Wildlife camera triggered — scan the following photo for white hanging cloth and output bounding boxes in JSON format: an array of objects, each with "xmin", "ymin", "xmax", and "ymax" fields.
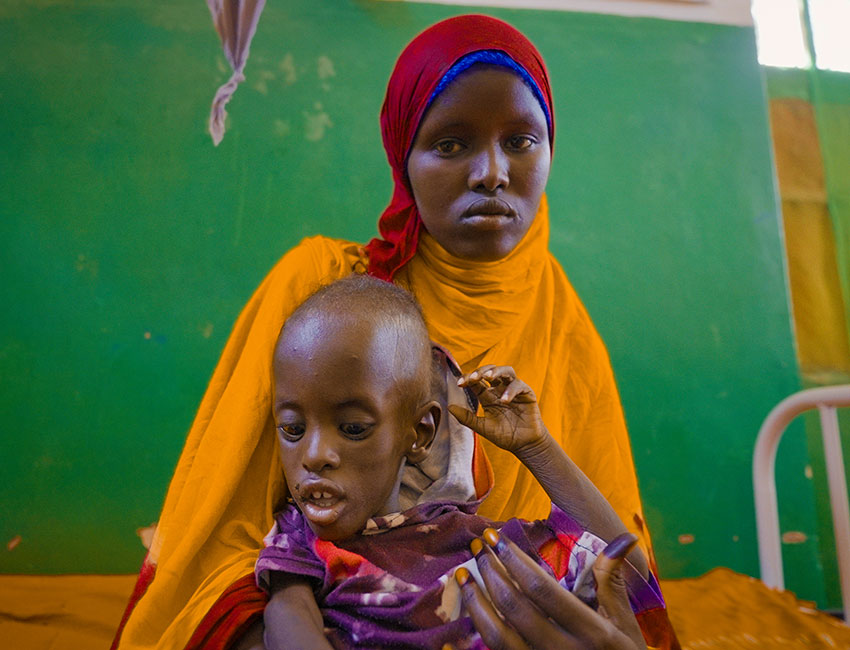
[{"xmin": 206, "ymin": 0, "xmax": 267, "ymax": 145}]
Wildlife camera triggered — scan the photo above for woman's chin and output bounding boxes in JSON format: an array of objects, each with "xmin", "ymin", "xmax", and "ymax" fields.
[
  {"xmin": 428, "ymin": 214, "xmax": 533, "ymax": 262},
  {"xmin": 443, "ymin": 235, "xmax": 523, "ymax": 262}
]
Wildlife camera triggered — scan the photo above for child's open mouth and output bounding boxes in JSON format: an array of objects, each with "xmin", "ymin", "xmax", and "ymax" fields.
[
  {"xmin": 302, "ymin": 498, "xmax": 342, "ymax": 526},
  {"xmin": 298, "ymin": 482, "xmax": 344, "ymax": 526}
]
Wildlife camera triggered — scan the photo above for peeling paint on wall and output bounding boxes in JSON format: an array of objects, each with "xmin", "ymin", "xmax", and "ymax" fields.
[
  {"xmin": 782, "ymin": 531, "xmax": 808, "ymax": 544},
  {"xmin": 279, "ymin": 53, "xmax": 297, "ymax": 85},
  {"xmin": 252, "ymin": 69, "xmax": 276, "ymax": 95},
  {"xmin": 273, "ymin": 119, "xmax": 291, "ymax": 138},
  {"xmin": 303, "ymin": 102, "xmax": 333, "ymax": 141},
  {"xmin": 317, "ymin": 55, "xmax": 335, "ymax": 80}
]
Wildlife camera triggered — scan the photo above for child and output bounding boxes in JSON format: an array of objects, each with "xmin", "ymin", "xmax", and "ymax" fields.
[{"xmin": 256, "ymin": 275, "xmax": 664, "ymax": 649}]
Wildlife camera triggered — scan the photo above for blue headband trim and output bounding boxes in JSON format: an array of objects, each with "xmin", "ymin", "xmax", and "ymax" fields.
[{"xmin": 427, "ymin": 50, "xmax": 551, "ymax": 132}]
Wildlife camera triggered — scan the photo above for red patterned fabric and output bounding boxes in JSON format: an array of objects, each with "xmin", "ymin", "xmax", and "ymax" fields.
[
  {"xmin": 111, "ymin": 561, "xmax": 268, "ymax": 650},
  {"xmin": 638, "ymin": 608, "xmax": 683, "ymax": 650},
  {"xmin": 183, "ymin": 575, "xmax": 267, "ymax": 650},
  {"xmin": 364, "ymin": 14, "xmax": 555, "ymax": 281}
]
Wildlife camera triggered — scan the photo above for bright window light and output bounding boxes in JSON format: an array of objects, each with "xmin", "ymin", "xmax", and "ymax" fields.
[
  {"xmin": 808, "ymin": 0, "xmax": 850, "ymax": 72},
  {"xmin": 751, "ymin": 0, "xmax": 812, "ymax": 68}
]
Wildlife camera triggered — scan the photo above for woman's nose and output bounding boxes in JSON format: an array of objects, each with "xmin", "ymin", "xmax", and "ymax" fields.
[
  {"xmin": 468, "ymin": 144, "xmax": 509, "ymax": 192},
  {"xmin": 301, "ymin": 429, "xmax": 340, "ymax": 473}
]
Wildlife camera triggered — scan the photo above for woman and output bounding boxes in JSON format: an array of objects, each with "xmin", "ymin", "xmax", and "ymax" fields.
[{"xmin": 114, "ymin": 14, "xmax": 675, "ymax": 650}]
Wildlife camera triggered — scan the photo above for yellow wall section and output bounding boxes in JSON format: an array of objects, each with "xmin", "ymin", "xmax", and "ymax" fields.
[{"xmin": 770, "ymin": 98, "xmax": 850, "ymax": 379}]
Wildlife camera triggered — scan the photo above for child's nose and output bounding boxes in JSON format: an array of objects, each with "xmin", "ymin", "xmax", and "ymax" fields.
[{"xmin": 302, "ymin": 429, "xmax": 340, "ymax": 472}]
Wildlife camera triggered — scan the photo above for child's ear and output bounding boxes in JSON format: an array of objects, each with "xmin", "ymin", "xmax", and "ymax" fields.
[{"xmin": 407, "ymin": 400, "xmax": 441, "ymax": 464}]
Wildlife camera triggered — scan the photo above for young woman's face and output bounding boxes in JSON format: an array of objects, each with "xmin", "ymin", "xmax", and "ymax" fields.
[
  {"xmin": 406, "ymin": 65, "xmax": 551, "ymax": 262},
  {"xmin": 272, "ymin": 313, "xmax": 425, "ymax": 541}
]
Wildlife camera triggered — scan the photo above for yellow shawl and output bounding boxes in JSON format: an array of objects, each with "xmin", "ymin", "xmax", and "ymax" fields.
[{"xmin": 118, "ymin": 196, "xmax": 650, "ymax": 649}]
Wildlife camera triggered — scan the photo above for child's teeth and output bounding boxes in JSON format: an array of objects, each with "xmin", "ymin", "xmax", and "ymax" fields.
[{"xmin": 307, "ymin": 490, "xmax": 336, "ymax": 503}]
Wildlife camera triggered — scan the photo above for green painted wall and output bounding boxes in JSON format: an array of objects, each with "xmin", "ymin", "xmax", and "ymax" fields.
[{"xmin": 0, "ymin": 0, "xmax": 825, "ymax": 605}]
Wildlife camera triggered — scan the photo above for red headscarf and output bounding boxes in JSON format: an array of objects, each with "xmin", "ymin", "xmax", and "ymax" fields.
[{"xmin": 365, "ymin": 15, "xmax": 555, "ymax": 281}]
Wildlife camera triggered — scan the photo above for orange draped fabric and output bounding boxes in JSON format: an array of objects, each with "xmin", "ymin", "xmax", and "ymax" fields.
[{"xmin": 116, "ymin": 197, "xmax": 656, "ymax": 649}]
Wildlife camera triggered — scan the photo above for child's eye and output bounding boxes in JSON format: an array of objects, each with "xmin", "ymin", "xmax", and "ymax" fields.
[
  {"xmin": 340, "ymin": 422, "xmax": 371, "ymax": 439},
  {"xmin": 277, "ymin": 423, "xmax": 305, "ymax": 441},
  {"xmin": 506, "ymin": 135, "xmax": 535, "ymax": 151},
  {"xmin": 434, "ymin": 139, "xmax": 464, "ymax": 155}
]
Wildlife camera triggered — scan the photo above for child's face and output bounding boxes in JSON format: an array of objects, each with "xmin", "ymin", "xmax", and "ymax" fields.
[{"xmin": 273, "ymin": 312, "xmax": 433, "ymax": 541}]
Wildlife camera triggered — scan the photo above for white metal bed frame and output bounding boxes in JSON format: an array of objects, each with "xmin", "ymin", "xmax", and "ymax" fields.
[{"xmin": 753, "ymin": 384, "xmax": 850, "ymax": 621}]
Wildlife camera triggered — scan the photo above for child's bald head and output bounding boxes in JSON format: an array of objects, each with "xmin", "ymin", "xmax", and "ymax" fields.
[{"xmin": 277, "ymin": 274, "xmax": 435, "ymax": 414}]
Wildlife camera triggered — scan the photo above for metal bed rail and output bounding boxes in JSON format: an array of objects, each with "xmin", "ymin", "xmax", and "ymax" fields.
[{"xmin": 753, "ymin": 384, "xmax": 850, "ymax": 621}]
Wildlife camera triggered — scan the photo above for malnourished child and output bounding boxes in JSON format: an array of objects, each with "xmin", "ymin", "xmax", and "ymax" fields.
[{"xmin": 256, "ymin": 274, "xmax": 665, "ymax": 649}]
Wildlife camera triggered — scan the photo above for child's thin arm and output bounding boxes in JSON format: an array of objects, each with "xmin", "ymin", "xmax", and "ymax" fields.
[
  {"xmin": 450, "ymin": 366, "xmax": 648, "ymax": 578},
  {"xmin": 264, "ymin": 574, "xmax": 334, "ymax": 650}
]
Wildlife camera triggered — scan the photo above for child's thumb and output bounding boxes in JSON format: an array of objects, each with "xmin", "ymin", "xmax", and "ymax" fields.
[{"xmin": 447, "ymin": 404, "xmax": 484, "ymax": 433}]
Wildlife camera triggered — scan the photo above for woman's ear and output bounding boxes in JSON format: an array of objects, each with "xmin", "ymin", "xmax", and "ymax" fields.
[{"xmin": 407, "ymin": 400, "xmax": 441, "ymax": 464}]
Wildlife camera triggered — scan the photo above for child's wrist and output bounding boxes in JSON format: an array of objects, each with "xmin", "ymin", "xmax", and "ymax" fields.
[{"xmin": 513, "ymin": 427, "xmax": 553, "ymax": 464}]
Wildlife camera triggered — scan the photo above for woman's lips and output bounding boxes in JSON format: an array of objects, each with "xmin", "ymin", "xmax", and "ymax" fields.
[
  {"xmin": 460, "ymin": 198, "xmax": 517, "ymax": 229},
  {"xmin": 461, "ymin": 197, "xmax": 515, "ymax": 217}
]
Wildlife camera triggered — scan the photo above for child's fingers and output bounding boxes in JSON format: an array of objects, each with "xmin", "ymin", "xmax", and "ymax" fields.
[
  {"xmin": 458, "ymin": 365, "xmax": 516, "ymax": 388},
  {"xmin": 482, "ymin": 365, "xmax": 517, "ymax": 385},
  {"xmin": 457, "ymin": 365, "xmax": 498, "ymax": 387},
  {"xmin": 497, "ymin": 379, "xmax": 536, "ymax": 404},
  {"xmin": 459, "ymin": 367, "xmax": 529, "ymax": 409},
  {"xmin": 457, "ymin": 375, "xmax": 494, "ymax": 399}
]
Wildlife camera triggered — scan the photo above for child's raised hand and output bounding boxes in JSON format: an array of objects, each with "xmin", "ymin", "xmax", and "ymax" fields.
[{"xmin": 449, "ymin": 365, "xmax": 547, "ymax": 455}]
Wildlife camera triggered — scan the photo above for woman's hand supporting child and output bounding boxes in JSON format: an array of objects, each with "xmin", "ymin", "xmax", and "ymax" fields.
[{"xmin": 453, "ymin": 529, "xmax": 648, "ymax": 650}]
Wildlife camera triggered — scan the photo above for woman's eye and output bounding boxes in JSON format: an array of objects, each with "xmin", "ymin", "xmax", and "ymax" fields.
[
  {"xmin": 434, "ymin": 140, "xmax": 464, "ymax": 155},
  {"xmin": 340, "ymin": 423, "xmax": 370, "ymax": 439},
  {"xmin": 506, "ymin": 135, "xmax": 535, "ymax": 151},
  {"xmin": 277, "ymin": 424, "xmax": 304, "ymax": 440}
]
